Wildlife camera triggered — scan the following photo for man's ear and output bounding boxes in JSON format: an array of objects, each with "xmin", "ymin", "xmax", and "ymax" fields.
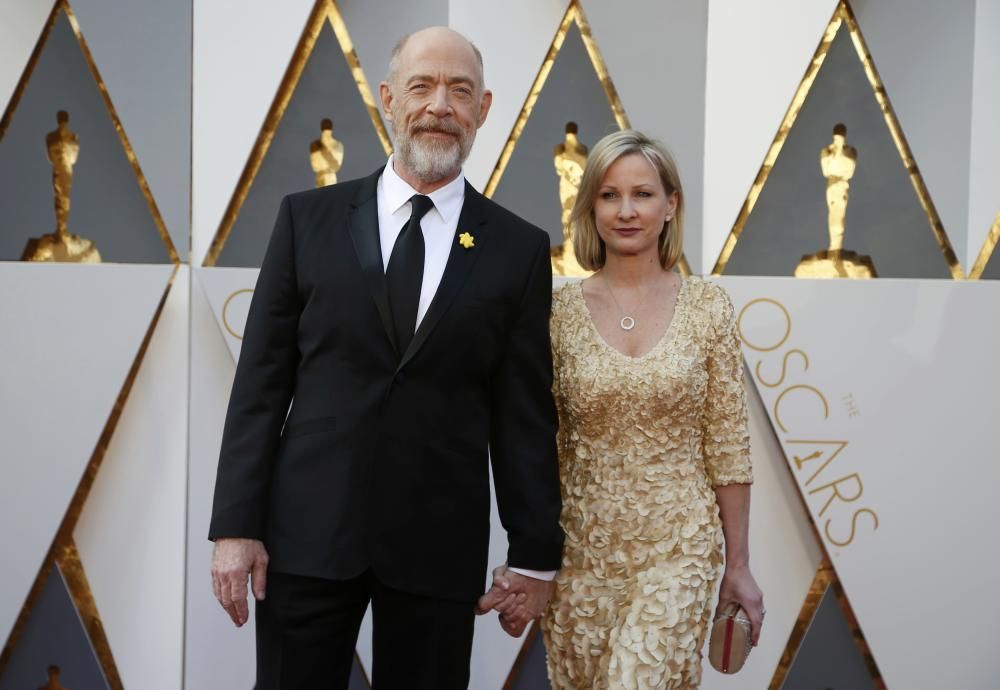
[
  {"xmin": 477, "ymin": 89, "xmax": 493, "ymax": 129},
  {"xmin": 379, "ymin": 81, "xmax": 394, "ymax": 122}
]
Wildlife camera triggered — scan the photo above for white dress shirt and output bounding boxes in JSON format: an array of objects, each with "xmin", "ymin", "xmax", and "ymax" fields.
[
  {"xmin": 376, "ymin": 158, "xmax": 555, "ymax": 583},
  {"xmin": 377, "ymin": 156, "xmax": 465, "ymax": 328}
]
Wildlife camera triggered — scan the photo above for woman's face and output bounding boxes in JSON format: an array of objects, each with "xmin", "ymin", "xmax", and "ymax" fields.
[{"xmin": 593, "ymin": 152, "xmax": 677, "ymax": 262}]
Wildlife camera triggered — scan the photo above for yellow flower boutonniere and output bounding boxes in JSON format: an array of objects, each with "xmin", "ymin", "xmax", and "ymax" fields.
[{"xmin": 458, "ymin": 232, "xmax": 475, "ymax": 249}]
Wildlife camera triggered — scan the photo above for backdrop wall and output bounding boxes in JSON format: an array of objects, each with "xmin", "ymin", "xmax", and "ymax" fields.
[{"xmin": 1, "ymin": 1, "xmax": 998, "ymax": 688}]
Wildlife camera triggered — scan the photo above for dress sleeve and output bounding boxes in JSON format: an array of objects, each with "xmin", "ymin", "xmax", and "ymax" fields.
[{"xmin": 701, "ymin": 284, "xmax": 753, "ymax": 487}]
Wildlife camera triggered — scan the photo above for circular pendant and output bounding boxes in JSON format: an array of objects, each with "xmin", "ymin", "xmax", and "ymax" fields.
[{"xmin": 620, "ymin": 316, "xmax": 636, "ymax": 331}]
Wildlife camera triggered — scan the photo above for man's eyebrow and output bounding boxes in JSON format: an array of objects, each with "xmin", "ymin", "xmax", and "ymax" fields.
[{"xmin": 405, "ymin": 74, "xmax": 477, "ymax": 86}]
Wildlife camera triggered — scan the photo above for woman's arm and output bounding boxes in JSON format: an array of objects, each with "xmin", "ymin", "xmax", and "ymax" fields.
[{"xmin": 715, "ymin": 482, "xmax": 765, "ymax": 645}]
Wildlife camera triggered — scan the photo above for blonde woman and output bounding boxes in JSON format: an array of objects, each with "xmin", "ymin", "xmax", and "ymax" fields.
[{"xmin": 540, "ymin": 130, "xmax": 763, "ymax": 688}]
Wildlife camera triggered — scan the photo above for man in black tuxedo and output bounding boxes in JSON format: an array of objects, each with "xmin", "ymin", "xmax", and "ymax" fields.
[{"xmin": 209, "ymin": 26, "xmax": 563, "ymax": 689}]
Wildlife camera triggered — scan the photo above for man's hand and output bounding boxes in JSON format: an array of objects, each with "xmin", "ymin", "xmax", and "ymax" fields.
[
  {"xmin": 211, "ymin": 538, "xmax": 269, "ymax": 627},
  {"xmin": 475, "ymin": 565, "xmax": 553, "ymax": 637}
]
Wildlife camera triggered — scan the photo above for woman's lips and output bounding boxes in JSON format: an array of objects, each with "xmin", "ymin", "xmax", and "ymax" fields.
[{"xmin": 614, "ymin": 228, "xmax": 641, "ymax": 236}]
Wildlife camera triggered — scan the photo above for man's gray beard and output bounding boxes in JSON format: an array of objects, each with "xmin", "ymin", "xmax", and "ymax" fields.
[{"xmin": 394, "ymin": 130, "xmax": 473, "ymax": 184}]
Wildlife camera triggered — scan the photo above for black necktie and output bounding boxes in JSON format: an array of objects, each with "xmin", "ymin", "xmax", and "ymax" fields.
[{"xmin": 386, "ymin": 194, "xmax": 433, "ymax": 354}]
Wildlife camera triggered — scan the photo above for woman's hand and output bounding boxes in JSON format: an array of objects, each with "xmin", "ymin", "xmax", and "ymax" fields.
[{"xmin": 715, "ymin": 563, "xmax": 764, "ymax": 645}]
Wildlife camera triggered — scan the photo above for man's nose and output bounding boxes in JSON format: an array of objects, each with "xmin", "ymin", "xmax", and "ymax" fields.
[{"xmin": 426, "ymin": 86, "xmax": 452, "ymax": 117}]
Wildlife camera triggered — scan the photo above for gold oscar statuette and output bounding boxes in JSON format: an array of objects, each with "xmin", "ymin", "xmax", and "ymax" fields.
[
  {"xmin": 38, "ymin": 665, "xmax": 67, "ymax": 690},
  {"xmin": 309, "ymin": 117, "xmax": 344, "ymax": 188},
  {"xmin": 795, "ymin": 123, "xmax": 876, "ymax": 278},
  {"xmin": 551, "ymin": 122, "xmax": 590, "ymax": 277},
  {"xmin": 22, "ymin": 111, "xmax": 102, "ymax": 263}
]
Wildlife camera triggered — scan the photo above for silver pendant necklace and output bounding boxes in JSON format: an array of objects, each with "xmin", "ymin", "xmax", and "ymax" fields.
[{"xmin": 604, "ymin": 279, "xmax": 637, "ymax": 331}]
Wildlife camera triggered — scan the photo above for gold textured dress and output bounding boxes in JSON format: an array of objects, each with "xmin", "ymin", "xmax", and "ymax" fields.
[{"xmin": 541, "ymin": 277, "xmax": 752, "ymax": 689}]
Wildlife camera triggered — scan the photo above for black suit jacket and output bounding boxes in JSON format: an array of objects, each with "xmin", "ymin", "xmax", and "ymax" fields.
[{"xmin": 209, "ymin": 168, "xmax": 563, "ymax": 602}]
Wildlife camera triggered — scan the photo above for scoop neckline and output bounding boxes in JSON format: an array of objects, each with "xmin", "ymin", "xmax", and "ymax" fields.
[{"xmin": 575, "ymin": 275, "xmax": 688, "ymax": 361}]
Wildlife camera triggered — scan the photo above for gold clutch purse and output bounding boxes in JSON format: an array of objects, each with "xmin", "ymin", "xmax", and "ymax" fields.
[{"xmin": 708, "ymin": 603, "xmax": 752, "ymax": 674}]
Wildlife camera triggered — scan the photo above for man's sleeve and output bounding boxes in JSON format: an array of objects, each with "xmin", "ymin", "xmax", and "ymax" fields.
[
  {"xmin": 208, "ymin": 196, "xmax": 301, "ymax": 541},
  {"xmin": 489, "ymin": 233, "xmax": 564, "ymax": 571}
]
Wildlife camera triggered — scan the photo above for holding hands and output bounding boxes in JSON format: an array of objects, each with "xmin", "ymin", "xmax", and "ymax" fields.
[{"xmin": 475, "ymin": 565, "xmax": 553, "ymax": 637}]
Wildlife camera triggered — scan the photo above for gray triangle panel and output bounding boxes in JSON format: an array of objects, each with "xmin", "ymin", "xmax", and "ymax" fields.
[
  {"xmin": 979, "ymin": 247, "xmax": 1000, "ymax": 279},
  {"xmin": 724, "ymin": 25, "xmax": 951, "ymax": 279},
  {"xmin": 0, "ymin": 565, "xmax": 109, "ymax": 690},
  {"xmin": 216, "ymin": 20, "xmax": 388, "ymax": 268},
  {"xmin": 348, "ymin": 653, "xmax": 368, "ymax": 689},
  {"xmin": 0, "ymin": 11, "xmax": 169, "ymax": 264},
  {"xmin": 490, "ymin": 23, "xmax": 619, "ymax": 252},
  {"xmin": 781, "ymin": 587, "xmax": 877, "ymax": 690}
]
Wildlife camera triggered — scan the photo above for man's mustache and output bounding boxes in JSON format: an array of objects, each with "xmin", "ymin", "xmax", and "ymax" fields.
[{"xmin": 410, "ymin": 119, "xmax": 463, "ymax": 137}]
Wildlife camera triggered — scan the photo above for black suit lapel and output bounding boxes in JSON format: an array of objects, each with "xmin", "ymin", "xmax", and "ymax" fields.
[
  {"xmin": 348, "ymin": 169, "xmax": 397, "ymax": 353},
  {"xmin": 397, "ymin": 182, "xmax": 490, "ymax": 372}
]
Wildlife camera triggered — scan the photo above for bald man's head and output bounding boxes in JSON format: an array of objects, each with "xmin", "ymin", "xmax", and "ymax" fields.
[{"xmin": 386, "ymin": 27, "xmax": 484, "ymax": 93}]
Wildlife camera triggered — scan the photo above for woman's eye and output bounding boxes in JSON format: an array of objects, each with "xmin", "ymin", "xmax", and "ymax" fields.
[{"xmin": 600, "ymin": 191, "xmax": 617, "ymax": 200}]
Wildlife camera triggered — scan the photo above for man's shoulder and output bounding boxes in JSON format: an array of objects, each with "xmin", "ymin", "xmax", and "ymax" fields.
[{"xmin": 283, "ymin": 170, "xmax": 380, "ymax": 212}]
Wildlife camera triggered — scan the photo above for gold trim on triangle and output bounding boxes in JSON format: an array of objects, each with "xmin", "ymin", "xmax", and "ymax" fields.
[
  {"xmin": 0, "ymin": 0, "xmax": 180, "ymax": 265},
  {"xmin": 481, "ymin": 0, "xmax": 691, "ymax": 277},
  {"xmin": 483, "ymin": 0, "xmax": 627, "ymax": 199},
  {"xmin": 829, "ymin": 565, "xmax": 886, "ymax": 688},
  {"xmin": 768, "ymin": 560, "xmax": 833, "ymax": 689},
  {"xmin": 57, "ymin": 541, "xmax": 123, "ymax": 688},
  {"xmin": 0, "ymin": 266, "xmax": 179, "ymax": 686},
  {"xmin": 768, "ymin": 559, "xmax": 886, "ymax": 689},
  {"xmin": 711, "ymin": 0, "xmax": 962, "ymax": 279},
  {"xmin": 967, "ymin": 212, "xmax": 1000, "ymax": 279},
  {"xmin": 202, "ymin": 0, "xmax": 392, "ymax": 266},
  {"xmin": 0, "ymin": 1, "xmax": 61, "ymax": 140}
]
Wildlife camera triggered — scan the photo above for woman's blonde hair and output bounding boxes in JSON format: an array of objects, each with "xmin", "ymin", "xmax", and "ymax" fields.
[{"xmin": 571, "ymin": 130, "xmax": 684, "ymax": 271}]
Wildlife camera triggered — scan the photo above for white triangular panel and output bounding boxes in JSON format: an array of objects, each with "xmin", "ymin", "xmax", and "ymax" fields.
[
  {"xmin": 0, "ymin": 262, "xmax": 173, "ymax": 645},
  {"xmin": 196, "ymin": 266, "xmax": 259, "ymax": 363},
  {"xmin": 73, "ymin": 266, "xmax": 188, "ymax": 690},
  {"xmin": 191, "ymin": 0, "xmax": 315, "ymax": 264},
  {"xmin": 356, "ymin": 607, "xmax": 373, "ymax": 679},
  {"xmin": 716, "ymin": 276, "xmax": 1000, "ymax": 689},
  {"xmin": 967, "ymin": 0, "xmax": 1000, "ymax": 272},
  {"xmin": 0, "ymin": 1, "xmax": 50, "ymax": 110},
  {"xmin": 184, "ymin": 271, "xmax": 253, "ymax": 690}
]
